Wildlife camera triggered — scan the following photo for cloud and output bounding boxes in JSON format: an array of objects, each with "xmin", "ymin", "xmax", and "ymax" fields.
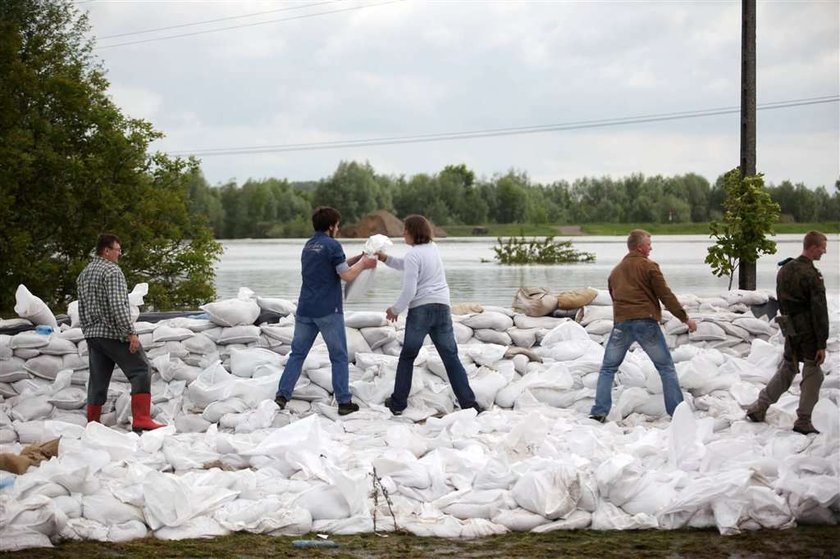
[{"xmin": 85, "ymin": 1, "xmax": 839, "ymax": 189}]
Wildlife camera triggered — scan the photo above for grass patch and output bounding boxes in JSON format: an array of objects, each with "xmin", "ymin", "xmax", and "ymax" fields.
[
  {"xmin": 442, "ymin": 222, "xmax": 840, "ymax": 237},
  {"xmin": 5, "ymin": 527, "xmax": 839, "ymax": 559}
]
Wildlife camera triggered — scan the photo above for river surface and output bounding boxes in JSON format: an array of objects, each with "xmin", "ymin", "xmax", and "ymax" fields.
[{"xmin": 214, "ymin": 235, "xmax": 839, "ymax": 311}]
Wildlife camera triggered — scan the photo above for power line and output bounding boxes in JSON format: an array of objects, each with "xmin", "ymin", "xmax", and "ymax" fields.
[
  {"xmin": 97, "ymin": 1, "xmax": 340, "ymax": 39},
  {"xmin": 95, "ymin": 1, "xmax": 404, "ymax": 50},
  {"xmin": 167, "ymin": 95, "xmax": 839, "ymax": 158}
]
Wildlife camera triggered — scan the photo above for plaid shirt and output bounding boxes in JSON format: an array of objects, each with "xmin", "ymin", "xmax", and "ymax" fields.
[{"xmin": 77, "ymin": 256, "xmax": 135, "ymax": 341}]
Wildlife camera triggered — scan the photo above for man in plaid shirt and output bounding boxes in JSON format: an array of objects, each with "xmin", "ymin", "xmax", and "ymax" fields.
[{"xmin": 77, "ymin": 233, "xmax": 163, "ymax": 433}]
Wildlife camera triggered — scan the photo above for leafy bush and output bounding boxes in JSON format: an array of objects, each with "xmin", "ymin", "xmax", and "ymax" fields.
[{"xmin": 493, "ymin": 236, "xmax": 595, "ymax": 264}]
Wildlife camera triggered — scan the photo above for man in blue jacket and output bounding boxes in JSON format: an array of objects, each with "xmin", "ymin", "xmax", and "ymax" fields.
[{"xmin": 275, "ymin": 207, "xmax": 376, "ymax": 415}]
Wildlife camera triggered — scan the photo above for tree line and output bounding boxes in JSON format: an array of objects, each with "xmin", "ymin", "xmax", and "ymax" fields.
[{"xmin": 188, "ymin": 161, "xmax": 840, "ymax": 238}]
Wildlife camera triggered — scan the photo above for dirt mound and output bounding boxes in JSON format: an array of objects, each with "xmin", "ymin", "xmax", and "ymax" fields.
[{"xmin": 341, "ymin": 210, "xmax": 447, "ymax": 238}]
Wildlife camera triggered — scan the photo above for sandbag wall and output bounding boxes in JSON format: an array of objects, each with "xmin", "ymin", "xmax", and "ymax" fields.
[{"xmin": 0, "ymin": 288, "xmax": 825, "ymax": 440}]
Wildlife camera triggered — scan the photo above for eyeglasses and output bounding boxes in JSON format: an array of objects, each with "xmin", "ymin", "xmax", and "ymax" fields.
[{"xmin": 109, "ymin": 246, "xmax": 122, "ymax": 254}]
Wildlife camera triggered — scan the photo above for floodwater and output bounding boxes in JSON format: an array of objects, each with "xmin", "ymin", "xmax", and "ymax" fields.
[{"xmin": 214, "ymin": 234, "xmax": 839, "ymax": 311}]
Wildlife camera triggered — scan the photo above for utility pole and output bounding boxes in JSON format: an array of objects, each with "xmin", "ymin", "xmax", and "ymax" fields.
[{"xmin": 739, "ymin": 0, "xmax": 757, "ymax": 290}]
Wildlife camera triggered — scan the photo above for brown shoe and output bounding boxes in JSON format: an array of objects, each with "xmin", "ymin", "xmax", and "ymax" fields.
[
  {"xmin": 793, "ymin": 423, "xmax": 820, "ymax": 435},
  {"xmin": 745, "ymin": 405, "xmax": 765, "ymax": 423}
]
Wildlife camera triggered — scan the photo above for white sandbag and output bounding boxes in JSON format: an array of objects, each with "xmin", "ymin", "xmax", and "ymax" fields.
[
  {"xmin": 724, "ymin": 289, "xmax": 769, "ymax": 306},
  {"xmin": 491, "ymin": 509, "xmax": 550, "ymax": 531},
  {"xmin": 465, "ymin": 344, "xmax": 507, "ymax": 367},
  {"xmin": 732, "ymin": 317, "xmax": 775, "ymax": 337},
  {"xmin": 216, "ymin": 325, "xmax": 261, "ymax": 345},
  {"xmin": 142, "ymin": 470, "xmax": 238, "ymax": 531},
  {"xmin": 543, "ymin": 338, "xmax": 603, "ymax": 362},
  {"xmin": 15, "ymin": 347, "xmax": 42, "ymax": 359},
  {"xmin": 541, "ymin": 320, "xmax": 591, "ymax": 347},
  {"xmin": 66, "ymin": 300, "xmax": 80, "ymax": 328},
  {"xmin": 14, "ymin": 285, "xmax": 58, "ymax": 329},
  {"xmin": 0, "ymin": 357, "xmax": 26, "ymax": 379},
  {"xmin": 146, "ymin": 341, "xmax": 189, "ymax": 361},
  {"xmin": 260, "ymin": 324, "xmax": 295, "ymax": 344},
  {"xmin": 229, "ymin": 347, "xmax": 283, "ymax": 378},
  {"xmin": 617, "ymin": 359, "xmax": 647, "ymax": 388},
  {"xmin": 182, "ymin": 333, "xmax": 217, "ymax": 355},
  {"xmin": 507, "ymin": 328, "xmax": 536, "ymax": 348},
  {"xmin": 82, "ymin": 492, "xmax": 145, "ymax": 525},
  {"xmin": 461, "ymin": 311, "xmax": 514, "ymax": 331},
  {"xmin": 127, "ymin": 283, "xmax": 147, "ymax": 323},
  {"xmin": 10, "ymin": 395, "xmax": 54, "ymax": 421},
  {"xmin": 531, "ymin": 509, "xmax": 592, "ymax": 531},
  {"xmin": 511, "ymin": 460, "xmax": 580, "ymax": 519},
  {"xmin": 152, "ymin": 325, "xmax": 194, "ymax": 343},
  {"xmin": 38, "ymin": 337, "xmax": 78, "ymax": 356},
  {"xmin": 0, "ymin": 334, "xmax": 11, "ymax": 359},
  {"xmin": 513, "ymin": 315, "xmax": 567, "ymax": 330},
  {"xmin": 473, "ymin": 328, "xmax": 512, "ymax": 346},
  {"xmin": 585, "ymin": 319, "xmax": 613, "ymax": 336},
  {"xmin": 344, "ymin": 312, "xmax": 388, "ymax": 329},
  {"xmin": 202, "ymin": 398, "xmax": 249, "ymax": 423},
  {"xmin": 588, "ymin": 288, "xmax": 612, "ymax": 306},
  {"xmin": 186, "ymin": 361, "xmax": 238, "ymax": 409},
  {"xmin": 256, "ymin": 297, "xmax": 296, "ymax": 316},
  {"xmin": 47, "ymin": 386, "xmax": 86, "ymax": 410},
  {"xmin": 469, "ymin": 366, "xmax": 509, "ymax": 410},
  {"xmin": 452, "ymin": 322, "xmax": 473, "ymax": 344},
  {"xmin": 345, "ymin": 256, "xmax": 385, "ymax": 302},
  {"xmin": 200, "ymin": 297, "xmax": 260, "ymax": 327},
  {"xmin": 591, "ymin": 501, "xmax": 658, "ymax": 530},
  {"xmin": 689, "ymin": 321, "xmax": 727, "ymax": 342},
  {"xmin": 292, "ymin": 484, "xmax": 351, "ymax": 521},
  {"xmin": 57, "ymin": 327, "xmax": 84, "ymax": 343},
  {"xmin": 718, "ymin": 321, "xmax": 751, "ymax": 341},
  {"xmin": 359, "ymin": 326, "xmax": 396, "ymax": 350},
  {"xmin": 345, "ymin": 328, "xmax": 371, "ymax": 362},
  {"xmin": 24, "ymin": 355, "xmax": 65, "ymax": 380},
  {"xmin": 10, "ymin": 332, "xmax": 50, "ymax": 350},
  {"xmin": 213, "ymin": 497, "xmax": 311, "ymax": 534}
]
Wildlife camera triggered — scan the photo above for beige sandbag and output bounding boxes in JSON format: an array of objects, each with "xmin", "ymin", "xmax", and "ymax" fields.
[
  {"xmin": 556, "ymin": 287, "xmax": 598, "ymax": 310},
  {"xmin": 512, "ymin": 287, "xmax": 557, "ymax": 317},
  {"xmin": 0, "ymin": 437, "xmax": 60, "ymax": 474},
  {"xmin": 451, "ymin": 302, "xmax": 484, "ymax": 315}
]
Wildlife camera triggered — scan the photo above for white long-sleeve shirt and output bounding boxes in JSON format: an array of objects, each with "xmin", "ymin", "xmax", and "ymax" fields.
[{"xmin": 385, "ymin": 242, "xmax": 451, "ymax": 314}]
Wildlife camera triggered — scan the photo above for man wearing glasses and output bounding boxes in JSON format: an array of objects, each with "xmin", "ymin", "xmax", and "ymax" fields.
[{"xmin": 77, "ymin": 233, "xmax": 163, "ymax": 433}]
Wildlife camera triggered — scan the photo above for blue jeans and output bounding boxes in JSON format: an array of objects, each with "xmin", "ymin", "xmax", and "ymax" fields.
[
  {"xmin": 590, "ymin": 318, "xmax": 683, "ymax": 417},
  {"xmin": 276, "ymin": 312, "xmax": 352, "ymax": 404},
  {"xmin": 390, "ymin": 304, "xmax": 477, "ymax": 411}
]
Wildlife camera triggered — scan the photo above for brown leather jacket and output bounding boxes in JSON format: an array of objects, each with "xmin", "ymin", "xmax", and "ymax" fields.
[{"xmin": 608, "ymin": 252, "xmax": 688, "ymax": 323}]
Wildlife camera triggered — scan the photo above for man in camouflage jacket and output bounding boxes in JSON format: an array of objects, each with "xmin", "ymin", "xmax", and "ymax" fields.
[{"xmin": 747, "ymin": 231, "xmax": 829, "ymax": 434}]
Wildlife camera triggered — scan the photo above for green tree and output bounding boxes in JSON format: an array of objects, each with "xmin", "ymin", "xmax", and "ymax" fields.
[
  {"xmin": 0, "ymin": 0, "xmax": 221, "ymax": 312},
  {"xmin": 493, "ymin": 171, "xmax": 529, "ymax": 223},
  {"xmin": 313, "ymin": 161, "xmax": 391, "ymax": 223},
  {"xmin": 706, "ymin": 169, "xmax": 780, "ymax": 290}
]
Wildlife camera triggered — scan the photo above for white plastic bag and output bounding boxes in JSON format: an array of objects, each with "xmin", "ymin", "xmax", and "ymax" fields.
[{"xmin": 344, "ymin": 234, "xmax": 392, "ymax": 301}]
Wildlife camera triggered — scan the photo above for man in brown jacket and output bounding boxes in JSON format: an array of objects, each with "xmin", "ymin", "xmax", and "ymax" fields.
[{"xmin": 589, "ymin": 229, "xmax": 697, "ymax": 422}]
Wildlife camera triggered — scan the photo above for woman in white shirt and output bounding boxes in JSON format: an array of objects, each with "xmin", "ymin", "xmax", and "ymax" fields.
[{"xmin": 378, "ymin": 215, "xmax": 481, "ymax": 416}]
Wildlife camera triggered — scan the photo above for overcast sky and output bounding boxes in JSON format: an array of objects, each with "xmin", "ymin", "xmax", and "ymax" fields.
[{"xmin": 82, "ymin": 0, "xmax": 839, "ymax": 189}]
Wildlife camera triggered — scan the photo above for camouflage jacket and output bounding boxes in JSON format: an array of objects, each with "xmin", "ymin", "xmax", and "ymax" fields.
[{"xmin": 776, "ymin": 255, "xmax": 828, "ymax": 350}]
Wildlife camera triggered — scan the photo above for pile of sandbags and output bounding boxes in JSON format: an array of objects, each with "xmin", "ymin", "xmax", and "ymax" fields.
[{"xmin": 0, "ymin": 286, "xmax": 838, "ymax": 551}]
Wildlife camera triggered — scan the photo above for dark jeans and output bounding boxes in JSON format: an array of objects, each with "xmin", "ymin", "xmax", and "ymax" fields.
[
  {"xmin": 390, "ymin": 303, "xmax": 477, "ymax": 411},
  {"xmin": 276, "ymin": 312, "xmax": 352, "ymax": 404},
  {"xmin": 86, "ymin": 337, "xmax": 152, "ymax": 405}
]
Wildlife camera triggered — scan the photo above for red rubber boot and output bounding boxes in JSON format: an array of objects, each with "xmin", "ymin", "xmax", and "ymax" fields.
[{"xmin": 130, "ymin": 393, "xmax": 164, "ymax": 433}]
